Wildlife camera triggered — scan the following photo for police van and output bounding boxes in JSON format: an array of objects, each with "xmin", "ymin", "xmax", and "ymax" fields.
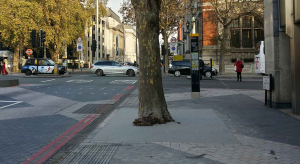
[{"xmin": 254, "ymin": 41, "xmax": 265, "ymax": 74}]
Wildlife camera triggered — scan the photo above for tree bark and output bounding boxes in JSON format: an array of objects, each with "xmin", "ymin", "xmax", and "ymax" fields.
[
  {"xmin": 132, "ymin": 0, "xmax": 174, "ymax": 126},
  {"xmin": 162, "ymin": 29, "xmax": 169, "ymax": 74},
  {"xmin": 219, "ymin": 25, "xmax": 231, "ymax": 75},
  {"xmin": 50, "ymin": 46, "xmax": 59, "ymax": 63},
  {"xmin": 12, "ymin": 45, "xmax": 20, "ymax": 72}
]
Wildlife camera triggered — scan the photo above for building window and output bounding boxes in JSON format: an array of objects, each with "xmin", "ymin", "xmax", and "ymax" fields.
[
  {"xmin": 230, "ymin": 20, "xmax": 239, "ymax": 27},
  {"xmin": 88, "ymin": 41, "xmax": 89, "ymax": 47},
  {"xmin": 230, "ymin": 16, "xmax": 263, "ymax": 49},
  {"xmin": 88, "ymin": 51, "xmax": 90, "ymax": 57},
  {"xmin": 242, "ymin": 29, "xmax": 252, "ymax": 48},
  {"xmin": 242, "ymin": 17, "xmax": 252, "ymax": 28},
  {"xmin": 254, "ymin": 29, "xmax": 264, "ymax": 46},
  {"xmin": 230, "ymin": 29, "xmax": 240, "ymax": 48}
]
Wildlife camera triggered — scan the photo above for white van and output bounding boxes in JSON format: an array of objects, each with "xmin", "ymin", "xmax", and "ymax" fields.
[{"xmin": 254, "ymin": 41, "xmax": 265, "ymax": 74}]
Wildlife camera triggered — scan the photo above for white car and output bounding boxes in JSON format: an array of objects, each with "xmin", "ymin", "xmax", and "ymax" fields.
[{"xmin": 90, "ymin": 61, "xmax": 138, "ymax": 76}]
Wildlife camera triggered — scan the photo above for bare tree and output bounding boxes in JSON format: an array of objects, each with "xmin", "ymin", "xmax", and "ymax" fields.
[
  {"xmin": 131, "ymin": 0, "xmax": 174, "ymax": 126},
  {"xmin": 209, "ymin": 0, "xmax": 263, "ymax": 74}
]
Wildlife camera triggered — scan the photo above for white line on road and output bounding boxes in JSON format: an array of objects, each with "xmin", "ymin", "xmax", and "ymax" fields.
[
  {"xmin": 219, "ymin": 80, "xmax": 230, "ymax": 88},
  {"xmin": 110, "ymin": 80, "xmax": 137, "ymax": 84},
  {"xmin": 41, "ymin": 79, "xmax": 56, "ymax": 83},
  {"xmin": 0, "ymin": 101, "xmax": 23, "ymax": 109},
  {"xmin": 66, "ymin": 79, "xmax": 93, "ymax": 83},
  {"xmin": 99, "ymin": 87, "xmax": 106, "ymax": 90}
]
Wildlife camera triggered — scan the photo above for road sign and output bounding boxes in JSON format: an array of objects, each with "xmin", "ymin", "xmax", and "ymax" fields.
[
  {"xmin": 26, "ymin": 49, "xmax": 33, "ymax": 55},
  {"xmin": 170, "ymin": 44, "xmax": 177, "ymax": 53},
  {"xmin": 263, "ymin": 76, "xmax": 270, "ymax": 90},
  {"xmin": 77, "ymin": 42, "xmax": 83, "ymax": 52},
  {"xmin": 170, "ymin": 37, "xmax": 177, "ymax": 43},
  {"xmin": 77, "ymin": 37, "xmax": 83, "ymax": 42}
]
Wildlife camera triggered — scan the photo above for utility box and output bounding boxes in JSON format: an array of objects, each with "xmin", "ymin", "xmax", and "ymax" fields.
[{"xmin": 174, "ymin": 55, "xmax": 183, "ymax": 61}]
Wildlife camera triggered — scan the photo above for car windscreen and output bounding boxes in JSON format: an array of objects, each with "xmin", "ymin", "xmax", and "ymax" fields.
[{"xmin": 48, "ymin": 60, "xmax": 55, "ymax": 65}]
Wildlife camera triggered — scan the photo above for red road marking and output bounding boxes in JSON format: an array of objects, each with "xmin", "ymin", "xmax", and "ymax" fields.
[
  {"xmin": 110, "ymin": 94, "xmax": 120, "ymax": 100},
  {"xmin": 110, "ymin": 94, "xmax": 124, "ymax": 101},
  {"xmin": 35, "ymin": 115, "xmax": 98, "ymax": 164},
  {"xmin": 22, "ymin": 115, "xmax": 92, "ymax": 164},
  {"xmin": 124, "ymin": 86, "xmax": 134, "ymax": 90},
  {"xmin": 99, "ymin": 104, "xmax": 111, "ymax": 114},
  {"xmin": 114, "ymin": 94, "xmax": 123, "ymax": 101}
]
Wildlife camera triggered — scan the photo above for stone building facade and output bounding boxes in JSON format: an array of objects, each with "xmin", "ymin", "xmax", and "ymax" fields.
[
  {"xmin": 178, "ymin": 0, "xmax": 264, "ymax": 73},
  {"xmin": 264, "ymin": 0, "xmax": 300, "ymax": 114},
  {"xmin": 83, "ymin": 8, "xmax": 137, "ymax": 65}
]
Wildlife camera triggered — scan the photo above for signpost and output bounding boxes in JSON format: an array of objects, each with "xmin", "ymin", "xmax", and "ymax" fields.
[
  {"xmin": 190, "ymin": 34, "xmax": 200, "ymax": 98},
  {"xmin": 26, "ymin": 49, "xmax": 33, "ymax": 56},
  {"xmin": 77, "ymin": 37, "xmax": 83, "ymax": 65},
  {"xmin": 263, "ymin": 74, "xmax": 272, "ymax": 108},
  {"xmin": 263, "ymin": 76, "xmax": 270, "ymax": 91},
  {"xmin": 170, "ymin": 37, "xmax": 177, "ymax": 54},
  {"xmin": 77, "ymin": 43, "xmax": 83, "ymax": 52},
  {"xmin": 170, "ymin": 45, "xmax": 177, "ymax": 53},
  {"xmin": 170, "ymin": 37, "xmax": 177, "ymax": 43}
]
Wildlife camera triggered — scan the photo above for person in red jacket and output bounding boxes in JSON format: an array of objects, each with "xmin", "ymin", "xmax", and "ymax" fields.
[{"xmin": 234, "ymin": 58, "xmax": 244, "ymax": 82}]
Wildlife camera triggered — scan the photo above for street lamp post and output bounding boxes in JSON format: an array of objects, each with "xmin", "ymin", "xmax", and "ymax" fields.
[{"xmin": 96, "ymin": 0, "xmax": 99, "ymax": 62}]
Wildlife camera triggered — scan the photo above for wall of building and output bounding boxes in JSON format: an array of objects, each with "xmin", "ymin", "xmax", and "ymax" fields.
[
  {"xmin": 83, "ymin": 8, "xmax": 137, "ymax": 65},
  {"xmin": 264, "ymin": 0, "xmax": 292, "ymax": 108}
]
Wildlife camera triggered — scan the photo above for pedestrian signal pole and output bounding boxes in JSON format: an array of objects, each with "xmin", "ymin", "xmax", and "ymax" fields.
[{"xmin": 190, "ymin": 33, "xmax": 200, "ymax": 98}]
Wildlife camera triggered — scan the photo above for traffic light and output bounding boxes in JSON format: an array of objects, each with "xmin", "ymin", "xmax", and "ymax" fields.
[
  {"xmin": 30, "ymin": 30, "xmax": 37, "ymax": 48},
  {"xmin": 40, "ymin": 29, "xmax": 46, "ymax": 47},
  {"xmin": 161, "ymin": 45, "xmax": 166, "ymax": 56},
  {"xmin": 91, "ymin": 39, "xmax": 97, "ymax": 52}
]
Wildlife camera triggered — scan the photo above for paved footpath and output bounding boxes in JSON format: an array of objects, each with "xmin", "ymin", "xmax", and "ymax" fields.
[{"xmin": 51, "ymin": 86, "xmax": 300, "ymax": 164}]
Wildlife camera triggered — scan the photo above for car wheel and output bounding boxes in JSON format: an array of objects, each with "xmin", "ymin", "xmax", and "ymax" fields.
[
  {"xmin": 205, "ymin": 71, "xmax": 212, "ymax": 78},
  {"xmin": 128, "ymin": 69, "xmax": 135, "ymax": 77},
  {"xmin": 174, "ymin": 71, "xmax": 181, "ymax": 77},
  {"xmin": 95, "ymin": 69, "xmax": 104, "ymax": 76},
  {"xmin": 25, "ymin": 70, "xmax": 32, "ymax": 76}
]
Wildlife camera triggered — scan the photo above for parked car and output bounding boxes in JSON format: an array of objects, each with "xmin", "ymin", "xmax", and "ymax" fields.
[
  {"xmin": 21, "ymin": 59, "xmax": 66, "ymax": 76},
  {"xmin": 90, "ymin": 61, "xmax": 138, "ymax": 77},
  {"xmin": 124, "ymin": 62, "xmax": 134, "ymax": 66},
  {"xmin": 168, "ymin": 60, "xmax": 218, "ymax": 77}
]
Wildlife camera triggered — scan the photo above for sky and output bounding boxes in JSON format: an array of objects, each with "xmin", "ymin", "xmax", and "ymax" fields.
[
  {"xmin": 106, "ymin": 0, "xmax": 176, "ymax": 45},
  {"xmin": 106, "ymin": 0, "xmax": 123, "ymax": 18}
]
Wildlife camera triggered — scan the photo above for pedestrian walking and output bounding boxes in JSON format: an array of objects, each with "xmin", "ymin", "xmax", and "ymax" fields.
[
  {"xmin": 0, "ymin": 61, "xmax": 2, "ymax": 75},
  {"xmin": 2, "ymin": 62, "xmax": 6, "ymax": 75},
  {"xmin": 80, "ymin": 62, "xmax": 84, "ymax": 72},
  {"xmin": 234, "ymin": 58, "xmax": 244, "ymax": 82}
]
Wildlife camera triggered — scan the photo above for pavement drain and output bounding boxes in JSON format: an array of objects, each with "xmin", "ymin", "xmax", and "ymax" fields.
[
  {"xmin": 73, "ymin": 104, "xmax": 111, "ymax": 114},
  {"xmin": 60, "ymin": 145, "xmax": 118, "ymax": 164}
]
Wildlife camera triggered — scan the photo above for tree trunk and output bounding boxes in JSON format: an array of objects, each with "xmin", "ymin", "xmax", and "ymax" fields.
[
  {"xmin": 50, "ymin": 47, "xmax": 59, "ymax": 63},
  {"xmin": 132, "ymin": 0, "xmax": 174, "ymax": 126},
  {"xmin": 12, "ymin": 45, "xmax": 20, "ymax": 72},
  {"xmin": 162, "ymin": 29, "xmax": 169, "ymax": 74},
  {"xmin": 219, "ymin": 25, "xmax": 231, "ymax": 75}
]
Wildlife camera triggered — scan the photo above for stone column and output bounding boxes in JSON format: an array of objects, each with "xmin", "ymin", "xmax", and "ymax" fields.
[
  {"xmin": 291, "ymin": 24, "xmax": 300, "ymax": 114},
  {"xmin": 264, "ymin": 0, "xmax": 292, "ymax": 108}
]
